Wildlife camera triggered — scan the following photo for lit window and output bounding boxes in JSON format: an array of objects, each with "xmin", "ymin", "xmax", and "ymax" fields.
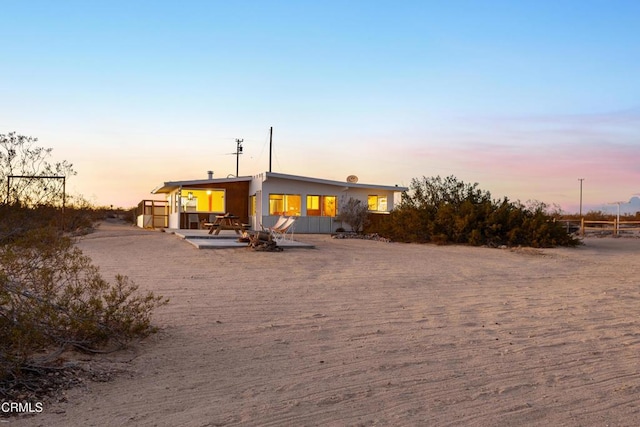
[
  {"xmin": 307, "ymin": 195, "xmax": 320, "ymax": 210},
  {"xmin": 307, "ymin": 195, "xmax": 320, "ymax": 216},
  {"xmin": 285, "ymin": 195, "xmax": 301, "ymax": 216},
  {"xmin": 250, "ymin": 195, "xmax": 256, "ymax": 215},
  {"xmin": 270, "ymin": 194, "xmax": 301, "ymax": 216},
  {"xmin": 368, "ymin": 195, "xmax": 388, "ymax": 212},
  {"xmin": 269, "ymin": 194, "xmax": 284, "ymax": 215},
  {"xmin": 307, "ymin": 195, "xmax": 337, "ymax": 217},
  {"xmin": 378, "ymin": 196, "xmax": 387, "ymax": 211},
  {"xmin": 368, "ymin": 195, "xmax": 378, "ymax": 211},
  {"xmin": 181, "ymin": 189, "xmax": 225, "ymax": 212},
  {"xmin": 323, "ymin": 196, "xmax": 336, "ymax": 216}
]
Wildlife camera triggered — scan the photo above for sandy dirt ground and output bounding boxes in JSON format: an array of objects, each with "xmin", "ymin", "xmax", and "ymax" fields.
[{"xmin": 7, "ymin": 220, "xmax": 640, "ymax": 426}]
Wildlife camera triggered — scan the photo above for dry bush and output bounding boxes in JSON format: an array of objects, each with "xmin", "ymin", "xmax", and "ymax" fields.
[
  {"xmin": 0, "ymin": 225, "xmax": 168, "ymax": 400},
  {"xmin": 1, "ymin": 133, "xmax": 165, "ymax": 401},
  {"xmin": 336, "ymin": 197, "xmax": 370, "ymax": 233}
]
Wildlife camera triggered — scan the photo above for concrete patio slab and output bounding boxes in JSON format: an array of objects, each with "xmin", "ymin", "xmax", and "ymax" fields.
[{"xmin": 169, "ymin": 229, "xmax": 315, "ymax": 249}]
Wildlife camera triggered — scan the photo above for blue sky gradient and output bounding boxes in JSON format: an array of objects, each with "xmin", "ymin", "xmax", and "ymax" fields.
[{"xmin": 2, "ymin": 1, "xmax": 638, "ymax": 212}]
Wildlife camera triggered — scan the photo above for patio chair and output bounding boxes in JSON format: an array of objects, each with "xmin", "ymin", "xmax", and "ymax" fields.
[
  {"xmin": 261, "ymin": 215, "xmax": 287, "ymax": 233},
  {"xmin": 271, "ymin": 216, "xmax": 297, "ymax": 242},
  {"xmin": 188, "ymin": 214, "xmax": 200, "ymax": 229}
]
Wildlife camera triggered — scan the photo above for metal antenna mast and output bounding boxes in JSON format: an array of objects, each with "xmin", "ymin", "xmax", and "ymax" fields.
[{"xmin": 269, "ymin": 127, "xmax": 273, "ymax": 173}]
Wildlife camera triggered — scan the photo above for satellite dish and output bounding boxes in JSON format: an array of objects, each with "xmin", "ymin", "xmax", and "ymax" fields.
[{"xmin": 346, "ymin": 175, "xmax": 359, "ymax": 183}]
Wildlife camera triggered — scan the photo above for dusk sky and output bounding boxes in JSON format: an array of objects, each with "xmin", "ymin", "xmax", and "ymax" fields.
[{"xmin": 2, "ymin": 1, "xmax": 638, "ymax": 213}]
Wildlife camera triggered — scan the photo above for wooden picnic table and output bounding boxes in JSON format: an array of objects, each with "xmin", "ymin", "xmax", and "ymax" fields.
[{"xmin": 206, "ymin": 214, "xmax": 245, "ymax": 235}]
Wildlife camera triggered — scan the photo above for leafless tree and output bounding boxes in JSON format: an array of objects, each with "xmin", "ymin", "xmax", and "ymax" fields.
[{"xmin": 1, "ymin": 132, "xmax": 75, "ymax": 206}]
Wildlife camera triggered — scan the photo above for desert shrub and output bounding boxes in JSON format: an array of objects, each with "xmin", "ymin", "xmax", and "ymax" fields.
[
  {"xmin": 0, "ymin": 203, "xmax": 103, "ymax": 243},
  {"xmin": 585, "ymin": 210, "xmax": 618, "ymax": 221},
  {"xmin": 0, "ymin": 220, "xmax": 167, "ymax": 399},
  {"xmin": 336, "ymin": 197, "xmax": 370, "ymax": 233},
  {"xmin": 1, "ymin": 133, "xmax": 165, "ymax": 399},
  {"xmin": 374, "ymin": 175, "xmax": 579, "ymax": 247},
  {"xmin": 562, "ymin": 210, "xmax": 628, "ymax": 222}
]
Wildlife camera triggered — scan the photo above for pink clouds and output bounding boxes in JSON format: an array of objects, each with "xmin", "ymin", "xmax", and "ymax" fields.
[{"xmin": 396, "ymin": 109, "xmax": 640, "ymax": 213}]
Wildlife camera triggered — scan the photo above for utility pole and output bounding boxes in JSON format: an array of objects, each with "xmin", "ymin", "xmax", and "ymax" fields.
[
  {"xmin": 609, "ymin": 201, "xmax": 625, "ymax": 236},
  {"xmin": 235, "ymin": 138, "xmax": 243, "ymax": 177},
  {"xmin": 578, "ymin": 178, "xmax": 584, "ymax": 217}
]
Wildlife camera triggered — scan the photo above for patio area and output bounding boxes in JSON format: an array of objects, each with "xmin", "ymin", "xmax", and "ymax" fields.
[{"xmin": 169, "ymin": 229, "xmax": 315, "ymax": 249}]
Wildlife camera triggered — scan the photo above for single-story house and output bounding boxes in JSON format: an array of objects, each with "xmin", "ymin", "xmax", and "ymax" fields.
[{"xmin": 147, "ymin": 171, "xmax": 407, "ymax": 233}]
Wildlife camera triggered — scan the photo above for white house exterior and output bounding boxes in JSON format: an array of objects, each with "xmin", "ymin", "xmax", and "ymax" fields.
[
  {"xmin": 148, "ymin": 171, "xmax": 407, "ymax": 233},
  {"xmin": 250, "ymin": 172, "xmax": 406, "ymax": 233}
]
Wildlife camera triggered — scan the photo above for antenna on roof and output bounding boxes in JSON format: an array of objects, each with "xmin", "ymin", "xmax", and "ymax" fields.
[{"xmin": 269, "ymin": 127, "xmax": 273, "ymax": 173}]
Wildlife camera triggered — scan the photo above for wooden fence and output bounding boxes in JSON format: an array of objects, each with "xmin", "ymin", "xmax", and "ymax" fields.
[
  {"xmin": 580, "ymin": 219, "xmax": 640, "ymax": 236},
  {"xmin": 136, "ymin": 199, "xmax": 169, "ymax": 229}
]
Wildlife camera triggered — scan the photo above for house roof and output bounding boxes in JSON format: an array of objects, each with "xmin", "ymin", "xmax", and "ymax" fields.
[
  {"xmin": 151, "ymin": 176, "xmax": 252, "ymax": 194},
  {"xmin": 151, "ymin": 172, "xmax": 407, "ymax": 194},
  {"xmin": 261, "ymin": 172, "xmax": 408, "ymax": 192}
]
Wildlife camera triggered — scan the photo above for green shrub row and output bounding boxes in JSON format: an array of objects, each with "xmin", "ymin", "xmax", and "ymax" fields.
[{"xmin": 368, "ymin": 176, "xmax": 580, "ymax": 248}]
